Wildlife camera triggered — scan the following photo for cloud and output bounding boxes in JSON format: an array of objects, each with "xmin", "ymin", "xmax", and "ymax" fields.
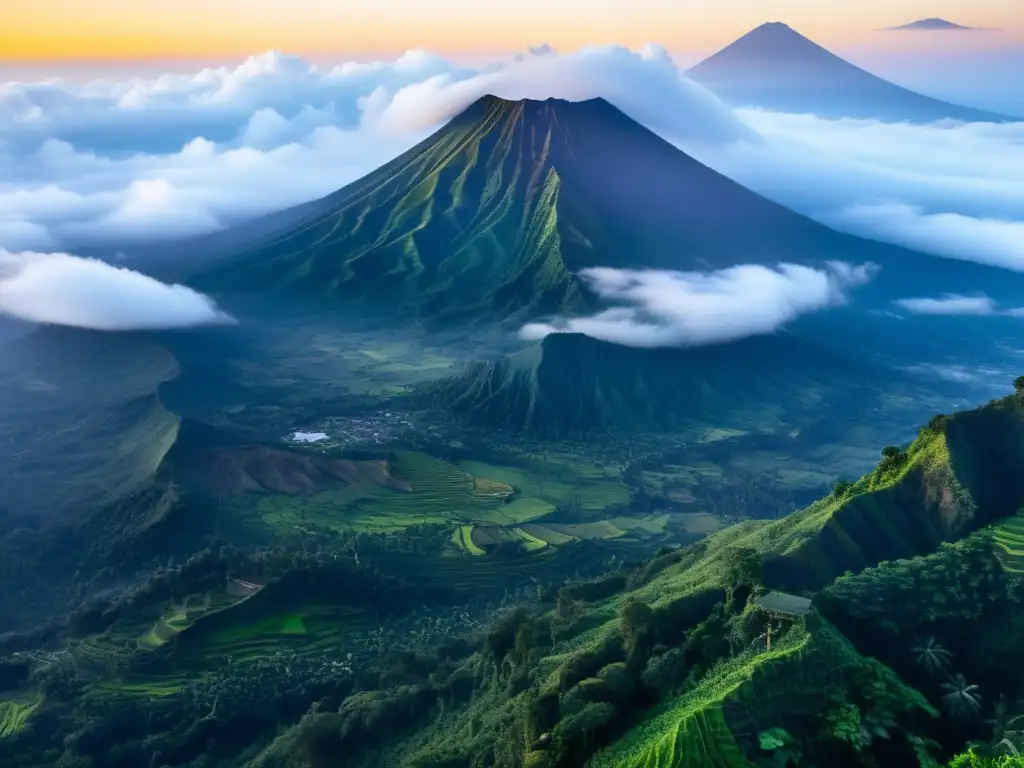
[
  {"xmin": 0, "ymin": 46, "xmax": 752, "ymax": 254},
  {"xmin": 520, "ymin": 261, "xmax": 875, "ymax": 348},
  {"xmin": 695, "ymin": 110, "xmax": 1024, "ymax": 271},
  {"xmin": 0, "ymin": 249, "xmax": 233, "ymax": 330},
  {"xmin": 830, "ymin": 204, "xmax": 1024, "ymax": 271},
  {"xmin": 1, "ymin": 46, "xmax": 1023, "ymax": 284},
  {"xmin": 894, "ymin": 293, "xmax": 1024, "ymax": 317},
  {"xmin": 901, "ymin": 364, "xmax": 1011, "ymax": 393},
  {"xmin": 367, "ymin": 45, "xmax": 756, "ymax": 146},
  {"xmin": 895, "ymin": 294, "xmax": 995, "ymax": 315},
  {"xmin": 900, "ymin": 363, "xmax": 1007, "ymax": 387}
]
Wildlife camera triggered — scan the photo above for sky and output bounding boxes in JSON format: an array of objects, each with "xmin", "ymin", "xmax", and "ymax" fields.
[{"xmin": 1, "ymin": 0, "xmax": 1021, "ymax": 63}]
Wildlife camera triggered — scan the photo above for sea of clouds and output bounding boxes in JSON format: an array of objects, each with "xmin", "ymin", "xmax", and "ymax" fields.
[{"xmin": 0, "ymin": 43, "xmax": 1022, "ymax": 335}]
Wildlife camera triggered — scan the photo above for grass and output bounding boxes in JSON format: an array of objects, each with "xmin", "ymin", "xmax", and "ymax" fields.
[
  {"xmin": 589, "ymin": 629, "xmax": 811, "ymax": 768},
  {"xmin": 86, "ymin": 597, "xmax": 370, "ymax": 700},
  {"xmin": 992, "ymin": 509, "xmax": 1024, "ymax": 574},
  {"xmin": 253, "ymin": 450, "xmax": 518, "ymax": 534},
  {"xmin": 172, "ymin": 601, "xmax": 368, "ymax": 664},
  {"xmin": 0, "ymin": 694, "xmax": 41, "ymax": 739},
  {"xmin": 452, "ymin": 525, "xmax": 487, "ymax": 555},
  {"xmin": 456, "ymin": 456, "xmax": 628, "ymax": 511}
]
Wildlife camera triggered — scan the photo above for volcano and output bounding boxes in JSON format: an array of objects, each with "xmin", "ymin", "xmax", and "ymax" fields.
[
  {"xmin": 194, "ymin": 94, "xmax": 1014, "ymax": 326},
  {"xmin": 688, "ymin": 22, "xmax": 1014, "ymax": 122},
  {"xmin": 196, "ymin": 95, "xmax": 838, "ymax": 324}
]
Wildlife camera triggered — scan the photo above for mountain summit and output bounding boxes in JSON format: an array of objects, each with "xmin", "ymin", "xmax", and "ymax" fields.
[
  {"xmin": 193, "ymin": 94, "xmax": 1009, "ymax": 328},
  {"xmin": 688, "ymin": 22, "xmax": 1013, "ymax": 122},
  {"xmin": 193, "ymin": 95, "xmax": 873, "ymax": 324}
]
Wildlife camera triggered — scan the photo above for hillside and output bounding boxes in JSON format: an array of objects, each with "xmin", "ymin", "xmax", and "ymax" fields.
[
  {"xmin": 0, "ymin": 326, "xmax": 181, "ymax": 520},
  {"xmin": 689, "ymin": 22, "xmax": 1016, "ymax": 122},
  {"xmin": 5, "ymin": 383, "xmax": 1024, "ymax": 767},
  {"xmin": 435, "ymin": 330, "xmax": 918, "ymax": 436}
]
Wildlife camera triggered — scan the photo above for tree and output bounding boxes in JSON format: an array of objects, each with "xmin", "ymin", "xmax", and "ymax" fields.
[
  {"xmin": 912, "ymin": 636, "xmax": 953, "ymax": 676},
  {"xmin": 1015, "ymin": 376, "xmax": 1024, "ymax": 394},
  {"xmin": 882, "ymin": 446, "xmax": 903, "ymax": 460},
  {"xmin": 724, "ymin": 547, "xmax": 763, "ymax": 588},
  {"xmin": 942, "ymin": 673, "xmax": 983, "ymax": 719},
  {"xmin": 832, "ymin": 480, "xmax": 854, "ymax": 499}
]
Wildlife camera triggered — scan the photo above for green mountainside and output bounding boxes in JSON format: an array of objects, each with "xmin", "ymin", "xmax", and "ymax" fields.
[
  {"xmin": 434, "ymin": 330, "xmax": 915, "ymax": 435},
  {"xmin": 193, "ymin": 95, "xmax": 1007, "ymax": 327},
  {"xmin": 5, "ymin": 383, "xmax": 1024, "ymax": 767}
]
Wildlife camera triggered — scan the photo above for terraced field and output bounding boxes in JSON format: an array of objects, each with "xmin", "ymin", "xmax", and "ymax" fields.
[
  {"xmin": 456, "ymin": 456, "xmax": 628, "ymax": 511},
  {"xmin": 84, "ymin": 592, "xmax": 371, "ymax": 700},
  {"xmin": 253, "ymin": 450, "xmax": 517, "ymax": 533},
  {"xmin": 993, "ymin": 509, "xmax": 1024, "ymax": 574},
  {"xmin": 79, "ymin": 585, "xmax": 258, "ymax": 667},
  {"xmin": 0, "ymin": 694, "xmax": 41, "ymax": 739},
  {"xmin": 452, "ymin": 513, "xmax": 674, "ymax": 555},
  {"xmin": 173, "ymin": 603, "xmax": 368, "ymax": 662},
  {"xmin": 137, "ymin": 590, "xmax": 249, "ymax": 650}
]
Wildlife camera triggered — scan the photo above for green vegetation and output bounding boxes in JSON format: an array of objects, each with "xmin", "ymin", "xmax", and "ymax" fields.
[
  {"xmin": 6, "ymin": 378, "xmax": 1024, "ymax": 768},
  {"xmin": 992, "ymin": 510, "xmax": 1024, "ymax": 574},
  {"xmin": 0, "ymin": 695, "xmax": 40, "ymax": 739},
  {"xmin": 248, "ymin": 449, "xmax": 517, "ymax": 533}
]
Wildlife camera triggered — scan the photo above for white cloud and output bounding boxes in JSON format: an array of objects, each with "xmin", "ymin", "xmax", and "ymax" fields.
[
  {"xmin": 893, "ymin": 293, "xmax": 1024, "ymax": 317},
  {"xmin": 895, "ymin": 294, "xmax": 996, "ymax": 315},
  {"xmin": 0, "ymin": 46, "xmax": 1022, "ymax": 284},
  {"xmin": 520, "ymin": 261, "xmax": 875, "ymax": 348},
  {"xmin": 900, "ymin": 363, "xmax": 1006, "ymax": 386},
  {"xmin": 0, "ymin": 249, "xmax": 233, "ymax": 330},
  {"xmin": 830, "ymin": 204, "xmax": 1024, "ymax": 271},
  {"xmin": 0, "ymin": 46, "xmax": 750, "ymax": 253},
  {"xmin": 367, "ymin": 45, "xmax": 756, "ymax": 146},
  {"xmin": 694, "ymin": 110, "xmax": 1024, "ymax": 270}
]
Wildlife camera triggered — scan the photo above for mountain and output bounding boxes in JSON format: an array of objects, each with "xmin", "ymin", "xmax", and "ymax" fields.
[
  {"xmin": 436, "ymin": 330, "xmax": 922, "ymax": 435},
  {"xmin": 688, "ymin": 21, "xmax": 1015, "ymax": 122},
  {"xmin": 193, "ymin": 94, "xmax": 1015, "ymax": 327},
  {"xmin": 884, "ymin": 17, "xmax": 979, "ymax": 30}
]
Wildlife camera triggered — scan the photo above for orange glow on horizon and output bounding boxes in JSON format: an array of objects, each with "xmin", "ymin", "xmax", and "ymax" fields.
[{"xmin": 1, "ymin": 0, "xmax": 1020, "ymax": 63}]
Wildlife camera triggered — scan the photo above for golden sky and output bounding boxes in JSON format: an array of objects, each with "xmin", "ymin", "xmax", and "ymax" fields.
[{"xmin": 1, "ymin": 0, "xmax": 1020, "ymax": 61}]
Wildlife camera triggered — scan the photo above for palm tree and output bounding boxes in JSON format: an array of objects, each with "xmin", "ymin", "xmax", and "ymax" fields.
[
  {"xmin": 986, "ymin": 695, "xmax": 1024, "ymax": 754},
  {"xmin": 912, "ymin": 636, "xmax": 953, "ymax": 675},
  {"xmin": 941, "ymin": 673, "xmax": 983, "ymax": 719}
]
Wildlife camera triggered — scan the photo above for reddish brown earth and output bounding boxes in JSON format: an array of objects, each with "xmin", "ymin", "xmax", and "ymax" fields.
[{"xmin": 192, "ymin": 446, "xmax": 413, "ymax": 497}]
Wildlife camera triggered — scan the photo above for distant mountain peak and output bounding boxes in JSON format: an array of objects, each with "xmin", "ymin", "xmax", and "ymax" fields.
[
  {"xmin": 697, "ymin": 21, "xmax": 836, "ymax": 64},
  {"xmin": 688, "ymin": 21, "xmax": 1015, "ymax": 123},
  {"xmin": 883, "ymin": 18, "xmax": 980, "ymax": 31}
]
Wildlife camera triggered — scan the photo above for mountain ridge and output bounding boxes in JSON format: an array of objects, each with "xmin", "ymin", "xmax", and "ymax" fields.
[{"xmin": 689, "ymin": 21, "xmax": 1016, "ymax": 122}]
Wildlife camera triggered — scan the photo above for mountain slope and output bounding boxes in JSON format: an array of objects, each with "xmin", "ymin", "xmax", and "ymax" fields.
[
  {"xmin": 689, "ymin": 22, "xmax": 1015, "ymax": 122},
  {"xmin": 434, "ymin": 330, "xmax": 918, "ymax": 435},
  {"xmin": 193, "ymin": 95, "xmax": 1014, "ymax": 327},
  {"xmin": 0, "ymin": 326, "xmax": 181, "ymax": 519},
  {"xmin": 9, "ymin": 385, "xmax": 1024, "ymax": 766}
]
